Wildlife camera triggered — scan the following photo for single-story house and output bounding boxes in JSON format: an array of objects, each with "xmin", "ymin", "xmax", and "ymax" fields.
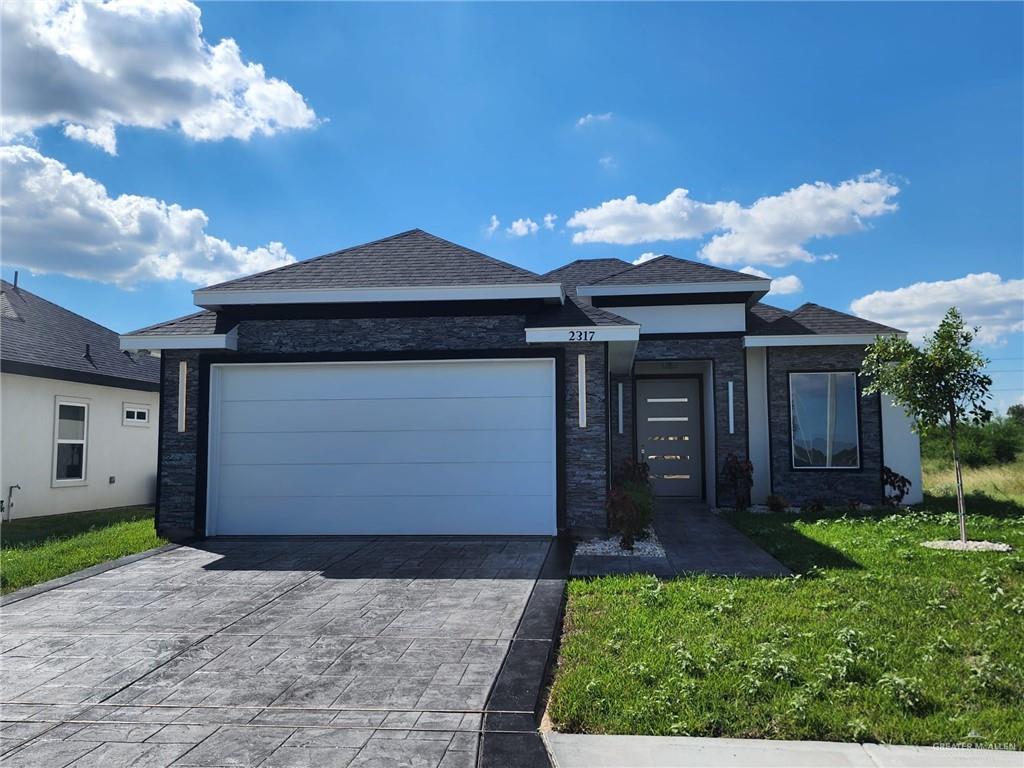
[
  {"xmin": 120, "ymin": 229, "xmax": 922, "ymax": 540},
  {"xmin": 1, "ymin": 277, "xmax": 161, "ymax": 519}
]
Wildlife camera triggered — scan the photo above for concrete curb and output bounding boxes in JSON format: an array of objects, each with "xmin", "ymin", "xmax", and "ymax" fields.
[
  {"xmin": 543, "ymin": 733, "xmax": 1022, "ymax": 768},
  {"xmin": 1, "ymin": 542, "xmax": 182, "ymax": 606}
]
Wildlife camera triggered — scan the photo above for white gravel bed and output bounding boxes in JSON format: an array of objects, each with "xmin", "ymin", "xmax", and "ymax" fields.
[
  {"xmin": 575, "ymin": 531, "xmax": 666, "ymax": 558},
  {"xmin": 921, "ymin": 540, "xmax": 1013, "ymax": 552}
]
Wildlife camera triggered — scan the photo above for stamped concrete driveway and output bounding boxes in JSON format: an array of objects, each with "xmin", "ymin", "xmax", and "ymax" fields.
[{"xmin": 0, "ymin": 537, "xmax": 551, "ymax": 767}]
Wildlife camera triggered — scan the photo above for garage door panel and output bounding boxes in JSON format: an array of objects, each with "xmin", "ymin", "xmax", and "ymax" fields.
[
  {"xmin": 218, "ymin": 396, "xmax": 552, "ymax": 434},
  {"xmin": 218, "ymin": 429, "xmax": 554, "ymax": 466},
  {"xmin": 207, "ymin": 360, "xmax": 557, "ymax": 536},
  {"xmin": 217, "ymin": 461, "xmax": 553, "ymax": 499},
  {"xmin": 218, "ymin": 360, "xmax": 553, "ymax": 402},
  {"xmin": 214, "ymin": 495, "xmax": 554, "ymax": 536}
]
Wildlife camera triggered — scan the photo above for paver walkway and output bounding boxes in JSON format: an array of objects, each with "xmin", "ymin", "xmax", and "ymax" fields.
[
  {"xmin": 0, "ymin": 537, "xmax": 551, "ymax": 767},
  {"xmin": 572, "ymin": 502, "xmax": 789, "ymax": 578}
]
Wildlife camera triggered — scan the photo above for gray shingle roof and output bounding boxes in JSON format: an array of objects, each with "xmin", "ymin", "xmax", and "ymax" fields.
[
  {"xmin": 543, "ymin": 258, "xmax": 632, "ymax": 296},
  {"xmin": 590, "ymin": 255, "xmax": 768, "ymax": 286},
  {"xmin": 748, "ymin": 302, "xmax": 903, "ymax": 336},
  {"xmin": 1, "ymin": 280, "xmax": 160, "ymax": 388},
  {"xmin": 202, "ymin": 229, "xmax": 547, "ymax": 292},
  {"xmin": 527, "ymin": 297, "xmax": 636, "ymax": 329},
  {"xmin": 125, "ymin": 310, "xmax": 221, "ymax": 337}
]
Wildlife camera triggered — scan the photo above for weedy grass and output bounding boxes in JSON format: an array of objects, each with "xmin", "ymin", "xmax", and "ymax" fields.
[{"xmin": 548, "ymin": 470, "xmax": 1024, "ymax": 746}]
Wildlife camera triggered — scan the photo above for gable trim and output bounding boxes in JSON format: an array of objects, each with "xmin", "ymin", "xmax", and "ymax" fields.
[
  {"xmin": 744, "ymin": 333, "xmax": 903, "ymax": 347},
  {"xmin": 121, "ymin": 328, "xmax": 238, "ymax": 352},
  {"xmin": 194, "ymin": 283, "xmax": 565, "ymax": 308}
]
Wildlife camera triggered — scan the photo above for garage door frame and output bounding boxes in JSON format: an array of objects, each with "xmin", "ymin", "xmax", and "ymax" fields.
[{"xmin": 194, "ymin": 349, "xmax": 566, "ymax": 537}]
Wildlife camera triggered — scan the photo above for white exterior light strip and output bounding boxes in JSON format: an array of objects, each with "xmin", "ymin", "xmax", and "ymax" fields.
[
  {"xmin": 120, "ymin": 328, "xmax": 238, "ymax": 351},
  {"xmin": 728, "ymin": 381, "xmax": 735, "ymax": 435},
  {"xmin": 194, "ymin": 283, "xmax": 565, "ymax": 307},
  {"xmin": 617, "ymin": 382, "xmax": 624, "ymax": 435},
  {"xmin": 577, "ymin": 280, "xmax": 769, "ymax": 297},
  {"xmin": 578, "ymin": 354, "xmax": 587, "ymax": 428},
  {"xmin": 177, "ymin": 361, "xmax": 187, "ymax": 433}
]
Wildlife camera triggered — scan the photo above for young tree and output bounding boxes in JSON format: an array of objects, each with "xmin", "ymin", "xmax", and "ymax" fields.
[
  {"xmin": 1008, "ymin": 403, "xmax": 1024, "ymax": 425},
  {"xmin": 862, "ymin": 308, "xmax": 991, "ymax": 542}
]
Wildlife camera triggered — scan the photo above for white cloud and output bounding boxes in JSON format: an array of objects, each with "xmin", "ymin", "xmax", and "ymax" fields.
[
  {"xmin": 598, "ymin": 155, "xmax": 617, "ymax": 170},
  {"xmin": 506, "ymin": 218, "xmax": 539, "ymax": 237},
  {"xmin": 850, "ymin": 272, "xmax": 1024, "ymax": 344},
  {"xmin": 543, "ymin": 213, "xmax": 558, "ymax": 230},
  {"xmin": 566, "ymin": 172, "xmax": 900, "ymax": 267},
  {"xmin": 576, "ymin": 112, "xmax": 612, "ymax": 128},
  {"xmin": 485, "ymin": 214, "xmax": 500, "ymax": 237},
  {"xmin": 568, "ymin": 188, "xmax": 732, "ymax": 246},
  {"xmin": 632, "ymin": 252, "xmax": 660, "ymax": 265},
  {"xmin": 739, "ymin": 266, "xmax": 804, "ymax": 295},
  {"xmin": 0, "ymin": 145, "xmax": 295, "ymax": 287},
  {"xmin": 1, "ymin": 0, "xmax": 317, "ymax": 154}
]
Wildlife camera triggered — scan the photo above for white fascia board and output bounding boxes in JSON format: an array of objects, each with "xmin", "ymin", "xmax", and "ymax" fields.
[
  {"xmin": 524, "ymin": 325, "xmax": 641, "ymax": 343},
  {"xmin": 743, "ymin": 332, "xmax": 905, "ymax": 348},
  {"xmin": 194, "ymin": 283, "xmax": 565, "ymax": 308},
  {"xmin": 577, "ymin": 280, "xmax": 769, "ymax": 297},
  {"xmin": 120, "ymin": 327, "xmax": 238, "ymax": 351}
]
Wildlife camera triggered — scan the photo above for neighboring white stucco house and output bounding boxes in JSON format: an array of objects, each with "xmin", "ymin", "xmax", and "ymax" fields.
[{"xmin": 0, "ymin": 278, "xmax": 160, "ymax": 519}]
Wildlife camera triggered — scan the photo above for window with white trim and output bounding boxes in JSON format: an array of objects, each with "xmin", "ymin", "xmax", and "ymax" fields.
[
  {"xmin": 122, "ymin": 404, "xmax": 150, "ymax": 426},
  {"xmin": 789, "ymin": 372, "xmax": 860, "ymax": 469},
  {"xmin": 53, "ymin": 400, "xmax": 88, "ymax": 483}
]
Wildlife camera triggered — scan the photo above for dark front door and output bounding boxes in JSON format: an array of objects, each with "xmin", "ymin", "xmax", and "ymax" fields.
[{"xmin": 636, "ymin": 378, "xmax": 703, "ymax": 498}]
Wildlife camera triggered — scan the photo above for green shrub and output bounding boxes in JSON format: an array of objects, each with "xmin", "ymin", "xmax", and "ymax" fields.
[
  {"xmin": 766, "ymin": 494, "xmax": 787, "ymax": 513},
  {"xmin": 607, "ymin": 459, "xmax": 654, "ymax": 549},
  {"xmin": 921, "ymin": 417, "xmax": 1024, "ymax": 468}
]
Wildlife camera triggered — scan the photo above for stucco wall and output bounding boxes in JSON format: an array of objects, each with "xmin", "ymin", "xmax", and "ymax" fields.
[
  {"xmin": 766, "ymin": 345, "xmax": 884, "ymax": 506},
  {"xmin": 156, "ymin": 315, "xmax": 609, "ymax": 536},
  {"xmin": 0, "ymin": 372, "xmax": 158, "ymax": 518}
]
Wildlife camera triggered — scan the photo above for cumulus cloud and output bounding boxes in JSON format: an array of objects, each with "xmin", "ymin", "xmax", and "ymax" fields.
[
  {"xmin": 0, "ymin": 145, "xmax": 295, "ymax": 287},
  {"xmin": 507, "ymin": 218, "xmax": 539, "ymax": 237},
  {"xmin": 543, "ymin": 213, "xmax": 558, "ymax": 230},
  {"xmin": 739, "ymin": 266, "xmax": 804, "ymax": 296},
  {"xmin": 850, "ymin": 272, "xmax": 1024, "ymax": 344},
  {"xmin": 633, "ymin": 252, "xmax": 660, "ymax": 265},
  {"xmin": 566, "ymin": 172, "xmax": 900, "ymax": 267},
  {"xmin": 576, "ymin": 112, "xmax": 612, "ymax": 127},
  {"xmin": 1, "ymin": 0, "xmax": 318, "ymax": 153},
  {"xmin": 485, "ymin": 214, "xmax": 500, "ymax": 237}
]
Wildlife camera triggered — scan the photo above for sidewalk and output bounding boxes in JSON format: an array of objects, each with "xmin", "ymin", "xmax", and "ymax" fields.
[{"xmin": 543, "ymin": 733, "xmax": 1023, "ymax": 767}]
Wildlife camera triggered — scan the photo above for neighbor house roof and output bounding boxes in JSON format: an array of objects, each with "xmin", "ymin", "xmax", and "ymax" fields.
[
  {"xmin": 588, "ymin": 255, "xmax": 767, "ymax": 286},
  {"xmin": 201, "ymin": 229, "xmax": 549, "ymax": 293},
  {"xmin": 747, "ymin": 302, "xmax": 903, "ymax": 337},
  {"xmin": 1, "ymin": 280, "xmax": 160, "ymax": 390}
]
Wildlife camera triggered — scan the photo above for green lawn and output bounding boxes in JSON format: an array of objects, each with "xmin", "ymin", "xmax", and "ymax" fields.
[
  {"xmin": 548, "ymin": 467, "xmax": 1024, "ymax": 747},
  {"xmin": 1, "ymin": 506, "xmax": 166, "ymax": 594}
]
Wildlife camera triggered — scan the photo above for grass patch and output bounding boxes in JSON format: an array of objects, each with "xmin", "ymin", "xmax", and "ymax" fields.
[
  {"xmin": 1, "ymin": 506, "xmax": 165, "ymax": 594},
  {"xmin": 548, "ymin": 471, "xmax": 1024, "ymax": 746}
]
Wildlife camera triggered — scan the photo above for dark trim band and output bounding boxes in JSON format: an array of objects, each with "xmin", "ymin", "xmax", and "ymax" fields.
[{"xmin": 2, "ymin": 360, "xmax": 160, "ymax": 392}]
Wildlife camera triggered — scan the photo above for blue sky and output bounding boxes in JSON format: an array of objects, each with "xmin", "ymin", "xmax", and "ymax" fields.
[{"xmin": 2, "ymin": 2, "xmax": 1022, "ymax": 410}]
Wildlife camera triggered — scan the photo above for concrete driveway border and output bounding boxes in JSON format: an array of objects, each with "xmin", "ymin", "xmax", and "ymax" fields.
[
  {"xmin": 542, "ymin": 733, "xmax": 1023, "ymax": 768},
  {"xmin": 479, "ymin": 538, "xmax": 572, "ymax": 768},
  {"xmin": 0, "ymin": 543, "xmax": 183, "ymax": 607}
]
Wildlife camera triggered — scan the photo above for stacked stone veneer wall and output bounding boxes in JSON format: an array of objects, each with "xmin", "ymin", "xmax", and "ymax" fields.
[
  {"xmin": 156, "ymin": 315, "xmax": 608, "ymax": 537},
  {"xmin": 766, "ymin": 344, "xmax": 883, "ymax": 506}
]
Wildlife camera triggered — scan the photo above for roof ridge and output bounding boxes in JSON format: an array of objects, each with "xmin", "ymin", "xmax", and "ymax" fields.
[
  {"xmin": 591, "ymin": 253, "xmax": 759, "ymax": 284},
  {"xmin": 413, "ymin": 230, "xmax": 541, "ymax": 280}
]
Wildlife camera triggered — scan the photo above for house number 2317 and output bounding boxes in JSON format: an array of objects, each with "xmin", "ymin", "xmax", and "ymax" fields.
[{"xmin": 568, "ymin": 330, "xmax": 596, "ymax": 341}]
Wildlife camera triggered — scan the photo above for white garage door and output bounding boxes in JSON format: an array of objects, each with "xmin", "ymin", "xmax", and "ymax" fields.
[{"xmin": 205, "ymin": 359, "xmax": 557, "ymax": 535}]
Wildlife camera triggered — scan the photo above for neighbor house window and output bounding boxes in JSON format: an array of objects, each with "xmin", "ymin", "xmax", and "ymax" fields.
[
  {"xmin": 53, "ymin": 400, "xmax": 88, "ymax": 483},
  {"xmin": 123, "ymin": 404, "xmax": 150, "ymax": 426},
  {"xmin": 789, "ymin": 372, "xmax": 860, "ymax": 469}
]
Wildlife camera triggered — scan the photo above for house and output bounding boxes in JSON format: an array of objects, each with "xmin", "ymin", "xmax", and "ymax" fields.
[
  {"xmin": 1, "ymin": 277, "xmax": 161, "ymax": 519},
  {"xmin": 119, "ymin": 229, "xmax": 923, "ymax": 540}
]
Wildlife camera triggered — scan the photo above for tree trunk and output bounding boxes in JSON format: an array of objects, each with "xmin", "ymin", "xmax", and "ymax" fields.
[{"xmin": 949, "ymin": 414, "xmax": 968, "ymax": 543}]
